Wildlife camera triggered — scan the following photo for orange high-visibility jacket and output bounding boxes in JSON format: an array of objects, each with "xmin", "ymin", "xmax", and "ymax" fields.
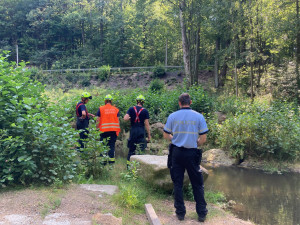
[{"xmin": 97, "ymin": 104, "xmax": 121, "ymax": 136}]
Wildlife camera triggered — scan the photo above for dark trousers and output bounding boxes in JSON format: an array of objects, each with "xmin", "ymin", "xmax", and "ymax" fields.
[
  {"xmin": 76, "ymin": 119, "xmax": 89, "ymax": 149},
  {"xmin": 170, "ymin": 146, "xmax": 207, "ymax": 217},
  {"xmin": 127, "ymin": 126, "xmax": 147, "ymax": 161},
  {"xmin": 100, "ymin": 131, "xmax": 117, "ymax": 163}
]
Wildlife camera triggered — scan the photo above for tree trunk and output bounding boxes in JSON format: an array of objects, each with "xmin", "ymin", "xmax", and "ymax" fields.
[
  {"xmin": 179, "ymin": 0, "xmax": 191, "ymax": 87},
  {"xmin": 15, "ymin": 43, "xmax": 19, "ymax": 66},
  {"xmin": 297, "ymin": 0, "xmax": 300, "ymax": 104},
  {"xmin": 81, "ymin": 21, "xmax": 85, "ymax": 47},
  {"xmin": 235, "ymin": 49, "xmax": 238, "ymax": 96},
  {"xmin": 120, "ymin": 0, "xmax": 125, "ymax": 66},
  {"xmin": 165, "ymin": 39, "xmax": 168, "ymax": 67},
  {"xmin": 193, "ymin": 27, "xmax": 200, "ymax": 85},
  {"xmin": 250, "ymin": 0, "xmax": 254, "ymax": 101},
  {"xmin": 214, "ymin": 37, "xmax": 220, "ymax": 88},
  {"xmin": 99, "ymin": 0, "xmax": 104, "ymax": 63}
]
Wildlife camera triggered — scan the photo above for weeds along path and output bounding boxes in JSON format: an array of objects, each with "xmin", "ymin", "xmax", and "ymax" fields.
[{"xmin": 0, "ymin": 184, "xmax": 254, "ymax": 225}]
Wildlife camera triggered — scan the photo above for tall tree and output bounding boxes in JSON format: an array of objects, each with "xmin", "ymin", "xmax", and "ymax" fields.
[{"xmin": 296, "ymin": 0, "xmax": 300, "ymax": 103}]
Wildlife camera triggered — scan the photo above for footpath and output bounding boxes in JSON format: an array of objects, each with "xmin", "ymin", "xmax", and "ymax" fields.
[{"xmin": 0, "ymin": 184, "xmax": 254, "ymax": 225}]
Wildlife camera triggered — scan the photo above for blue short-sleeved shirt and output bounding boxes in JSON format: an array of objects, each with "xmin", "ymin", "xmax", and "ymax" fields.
[{"xmin": 163, "ymin": 107, "xmax": 209, "ymax": 149}]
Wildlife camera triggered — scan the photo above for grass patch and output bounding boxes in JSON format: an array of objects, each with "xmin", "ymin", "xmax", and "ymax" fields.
[
  {"xmin": 87, "ymin": 157, "xmax": 228, "ymax": 224},
  {"xmin": 205, "ymin": 190, "xmax": 226, "ymax": 205},
  {"xmin": 40, "ymin": 188, "xmax": 66, "ymax": 218}
]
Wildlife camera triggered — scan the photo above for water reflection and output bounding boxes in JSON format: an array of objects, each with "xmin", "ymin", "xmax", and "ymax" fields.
[{"xmin": 204, "ymin": 165, "xmax": 300, "ymax": 225}]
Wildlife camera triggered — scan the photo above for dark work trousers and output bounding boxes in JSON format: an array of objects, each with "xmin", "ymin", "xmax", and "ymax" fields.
[
  {"xmin": 127, "ymin": 125, "xmax": 147, "ymax": 161},
  {"xmin": 76, "ymin": 119, "xmax": 89, "ymax": 149},
  {"xmin": 100, "ymin": 131, "xmax": 117, "ymax": 164},
  {"xmin": 170, "ymin": 146, "xmax": 207, "ymax": 218}
]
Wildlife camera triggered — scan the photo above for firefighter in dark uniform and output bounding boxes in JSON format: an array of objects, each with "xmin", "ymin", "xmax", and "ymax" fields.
[
  {"xmin": 123, "ymin": 95, "xmax": 151, "ymax": 164},
  {"xmin": 76, "ymin": 92, "xmax": 95, "ymax": 149},
  {"xmin": 163, "ymin": 93, "xmax": 208, "ymax": 222}
]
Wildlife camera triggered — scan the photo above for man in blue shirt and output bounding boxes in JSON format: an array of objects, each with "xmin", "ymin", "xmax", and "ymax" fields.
[{"xmin": 163, "ymin": 93, "xmax": 208, "ymax": 222}]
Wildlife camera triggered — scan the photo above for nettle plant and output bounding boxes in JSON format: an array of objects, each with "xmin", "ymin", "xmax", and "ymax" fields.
[{"xmin": 0, "ymin": 54, "xmax": 78, "ymax": 185}]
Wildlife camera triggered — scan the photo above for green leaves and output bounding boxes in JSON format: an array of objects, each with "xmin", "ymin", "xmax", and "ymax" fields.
[
  {"xmin": 216, "ymin": 99, "xmax": 300, "ymax": 162},
  {"xmin": 0, "ymin": 53, "xmax": 78, "ymax": 186}
]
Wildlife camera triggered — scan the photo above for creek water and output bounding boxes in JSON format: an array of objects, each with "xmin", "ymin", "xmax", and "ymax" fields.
[{"xmin": 203, "ymin": 165, "xmax": 300, "ymax": 225}]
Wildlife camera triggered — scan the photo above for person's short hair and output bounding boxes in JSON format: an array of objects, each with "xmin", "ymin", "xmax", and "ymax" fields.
[
  {"xmin": 178, "ymin": 93, "xmax": 191, "ymax": 105},
  {"xmin": 136, "ymin": 100, "xmax": 144, "ymax": 105}
]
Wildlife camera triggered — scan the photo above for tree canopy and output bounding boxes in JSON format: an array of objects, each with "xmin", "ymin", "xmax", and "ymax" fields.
[{"xmin": 0, "ymin": 0, "xmax": 299, "ymax": 101}]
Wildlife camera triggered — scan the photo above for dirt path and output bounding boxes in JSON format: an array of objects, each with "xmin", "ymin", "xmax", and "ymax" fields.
[{"xmin": 0, "ymin": 184, "xmax": 254, "ymax": 225}]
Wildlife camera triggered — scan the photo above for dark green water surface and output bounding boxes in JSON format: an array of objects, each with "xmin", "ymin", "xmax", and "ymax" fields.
[{"xmin": 203, "ymin": 165, "xmax": 300, "ymax": 225}]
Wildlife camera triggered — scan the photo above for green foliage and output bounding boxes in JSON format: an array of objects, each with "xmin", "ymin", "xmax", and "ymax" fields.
[
  {"xmin": 114, "ymin": 184, "xmax": 146, "ymax": 209},
  {"xmin": 97, "ymin": 65, "xmax": 111, "ymax": 81},
  {"xmin": 80, "ymin": 79, "xmax": 91, "ymax": 87},
  {"xmin": 205, "ymin": 190, "xmax": 226, "ymax": 204},
  {"xmin": 217, "ymin": 100, "xmax": 300, "ymax": 162},
  {"xmin": 153, "ymin": 65, "xmax": 166, "ymax": 78},
  {"xmin": 149, "ymin": 79, "xmax": 165, "ymax": 92},
  {"xmin": 213, "ymin": 95, "xmax": 250, "ymax": 116},
  {"xmin": 28, "ymin": 66, "xmax": 40, "ymax": 80},
  {"xmin": 0, "ymin": 54, "xmax": 77, "ymax": 185},
  {"xmin": 78, "ymin": 126, "xmax": 110, "ymax": 179},
  {"xmin": 206, "ymin": 114, "xmax": 221, "ymax": 146},
  {"xmin": 56, "ymin": 85, "xmax": 213, "ymax": 125},
  {"xmin": 184, "ymin": 184, "xmax": 226, "ymax": 205},
  {"xmin": 121, "ymin": 161, "xmax": 140, "ymax": 182}
]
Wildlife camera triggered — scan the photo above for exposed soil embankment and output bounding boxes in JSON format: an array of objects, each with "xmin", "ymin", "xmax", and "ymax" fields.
[{"xmin": 93, "ymin": 70, "xmax": 214, "ymax": 89}]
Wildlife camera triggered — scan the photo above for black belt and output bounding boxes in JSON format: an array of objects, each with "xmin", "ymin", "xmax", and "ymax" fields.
[{"xmin": 173, "ymin": 145, "xmax": 197, "ymax": 151}]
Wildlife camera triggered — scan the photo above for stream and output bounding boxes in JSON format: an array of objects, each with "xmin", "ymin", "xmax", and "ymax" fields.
[{"xmin": 203, "ymin": 165, "xmax": 300, "ymax": 225}]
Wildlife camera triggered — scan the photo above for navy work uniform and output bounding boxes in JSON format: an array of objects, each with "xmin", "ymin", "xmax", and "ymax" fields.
[
  {"xmin": 163, "ymin": 107, "xmax": 209, "ymax": 219},
  {"xmin": 76, "ymin": 101, "xmax": 90, "ymax": 149},
  {"xmin": 126, "ymin": 105, "xmax": 149, "ymax": 161}
]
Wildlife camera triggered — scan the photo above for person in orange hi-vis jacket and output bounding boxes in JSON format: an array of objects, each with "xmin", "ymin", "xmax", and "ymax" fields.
[{"xmin": 96, "ymin": 94, "xmax": 120, "ymax": 164}]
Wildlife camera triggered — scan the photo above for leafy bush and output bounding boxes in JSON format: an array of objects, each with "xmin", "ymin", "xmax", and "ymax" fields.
[
  {"xmin": 81, "ymin": 79, "xmax": 91, "ymax": 87},
  {"xmin": 206, "ymin": 114, "xmax": 221, "ymax": 146},
  {"xmin": 65, "ymin": 72, "xmax": 74, "ymax": 83},
  {"xmin": 0, "ymin": 54, "xmax": 77, "ymax": 185},
  {"xmin": 97, "ymin": 65, "xmax": 111, "ymax": 81},
  {"xmin": 217, "ymin": 101, "xmax": 300, "ymax": 162},
  {"xmin": 149, "ymin": 79, "xmax": 164, "ymax": 92},
  {"xmin": 78, "ymin": 125, "xmax": 110, "ymax": 179},
  {"xmin": 28, "ymin": 66, "xmax": 40, "ymax": 80},
  {"xmin": 121, "ymin": 160, "xmax": 140, "ymax": 181},
  {"xmin": 214, "ymin": 95, "xmax": 250, "ymax": 116},
  {"xmin": 153, "ymin": 65, "xmax": 165, "ymax": 78},
  {"xmin": 114, "ymin": 184, "xmax": 146, "ymax": 209},
  {"xmin": 58, "ymin": 86, "xmax": 213, "ymax": 125}
]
